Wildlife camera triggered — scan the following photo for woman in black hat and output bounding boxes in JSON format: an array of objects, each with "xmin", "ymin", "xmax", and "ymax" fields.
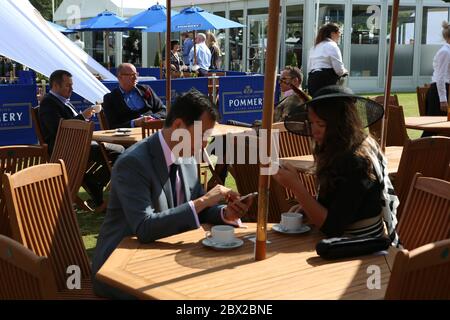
[{"xmin": 274, "ymin": 85, "xmax": 399, "ymax": 247}]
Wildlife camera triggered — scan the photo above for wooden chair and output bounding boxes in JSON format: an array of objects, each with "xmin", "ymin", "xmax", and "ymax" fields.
[
  {"xmin": 394, "ymin": 137, "xmax": 450, "ymax": 220},
  {"xmin": 273, "ymin": 122, "xmax": 317, "ymax": 198},
  {"xmin": 141, "ymin": 119, "xmax": 165, "ymax": 139},
  {"xmin": 50, "ymin": 119, "xmax": 94, "ymax": 211},
  {"xmin": 369, "ymin": 105, "xmax": 409, "ymax": 147},
  {"xmin": 372, "ymin": 94, "xmax": 400, "ymax": 107},
  {"xmin": 385, "ymin": 238, "xmax": 450, "ymax": 300},
  {"xmin": 97, "ymin": 109, "xmax": 109, "ymax": 130},
  {"xmin": 0, "ymin": 145, "xmax": 48, "ymax": 237},
  {"xmin": 230, "ymin": 134, "xmax": 292, "ymax": 223},
  {"xmin": 0, "ymin": 235, "xmax": 58, "ymax": 299},
  {"xmin": 31, "ymin": 106, "xmax": 45, "ymax": 145},
  {"xmin": 397, "ymin": 173, "xmax": 450, "ymax": 250},
  {"xmin": 416, "ymin": 85, "xmax": 430, "ymax": 117},
  {"xmin": 3, "ymin": 161, "xmax": 99, "ymax": 299}
]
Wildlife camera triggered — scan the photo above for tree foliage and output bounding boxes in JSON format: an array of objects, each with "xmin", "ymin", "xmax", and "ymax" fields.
[{"xmin": 29, "ymin": 0, "xmax": 64, "ymax": 21}]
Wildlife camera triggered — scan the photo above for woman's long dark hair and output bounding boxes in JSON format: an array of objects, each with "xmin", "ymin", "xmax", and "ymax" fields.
[
  {"xmin": 315, "ymin": 23, "xmax": 340, "ymax": 46},
  {"xmin": 311, "ymin": 97, "xmax": 375, "ymax": 195}
]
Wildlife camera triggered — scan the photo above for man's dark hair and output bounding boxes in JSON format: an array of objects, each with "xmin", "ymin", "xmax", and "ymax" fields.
[
  {"xmin": 49, "ymin": 70, "xmax": 72, "ymax": 88},
  {"xmin": 164, "ymin": 89, "xmax": 218, "ymax": 127}
]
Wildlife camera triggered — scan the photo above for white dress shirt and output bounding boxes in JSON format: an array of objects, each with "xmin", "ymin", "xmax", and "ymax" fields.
[
  {"xmin": 189, "ymin": 41, "xmax": 211, "ymax": 71},
  {"xmin": 307, "ymin": 38, "xmax": 348, "ymax": 76},
  {"xmin": 431, "ymin": 43, "xmax": 450, "ymax": 103}
]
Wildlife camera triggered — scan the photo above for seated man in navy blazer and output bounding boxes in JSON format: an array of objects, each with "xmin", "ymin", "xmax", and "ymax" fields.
[
  {"xmin": 102, "ymin": 63, "xmax": 166, "ymax": 129},
  {"xmin": 92, "ymin": 89, "xmax": 253, "ymax": 299}
]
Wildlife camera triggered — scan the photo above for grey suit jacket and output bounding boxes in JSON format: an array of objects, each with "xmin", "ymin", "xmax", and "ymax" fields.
[{"xmin": 92, "ymin": 133, "xmax": 224, "ymax": 298}]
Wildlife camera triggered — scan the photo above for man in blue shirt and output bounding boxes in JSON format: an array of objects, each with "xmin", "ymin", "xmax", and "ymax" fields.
[
  {"xmin": 189, "ymin": 33, "xmax": 211, "ymax": 77},
  {"xmin": 182, "ymin": 32, "xmax": 194, "ymax": 65},
  {"xmin": 102, "ymin": 63, "xmax": 166, "ymax": 129}
]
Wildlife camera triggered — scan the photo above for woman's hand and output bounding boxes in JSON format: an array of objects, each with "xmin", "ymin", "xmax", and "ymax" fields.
[{"xmin": 273, "ymin": 162, "xmax": 302, "ymax": 191}]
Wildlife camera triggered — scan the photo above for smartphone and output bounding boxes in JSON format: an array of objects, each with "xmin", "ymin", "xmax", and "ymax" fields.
[{"xmin": 238, "ymin": 192, "xmax": 258, "ymax": 203}]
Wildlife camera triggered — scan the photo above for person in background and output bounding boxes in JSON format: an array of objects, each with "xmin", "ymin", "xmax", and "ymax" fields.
[
  {"xmin": 189, "ymin": 33, "xmax": 211, "ymax": 77},
  {"xmin": 73, "ymin": 34, "xmax": 85, "ymax": 50},
  {"xmin": 181, "ymin": 32, "xmax": 194, "ymax": 65},
  {"xmin": 307, "ymin": 23, "xmax": 348, "ymax": 97},
  {"xmin": 92, "ymin": 89, "xmax": 253, "ymax": 299},
  {"xmin": 206, "ymin": 32, "xmax": 222, "ymax": 70},
  {"xmin": 423, "ymin": 21, "xmax": 450, "ymax": 136},
  {"xmin": 169, "ymin": 40, "xmax": 188, "ymax": 73},
  {"xmin": 274, "ymin": 66, "xmax": 309, "ymax": 123},
  {"xmin": 102, "ymin": 63, "xmax": 166, "ymax": 129},
  {"xmin": 274, "ymin": 85, "xmax": 399, "ymax": 246}
]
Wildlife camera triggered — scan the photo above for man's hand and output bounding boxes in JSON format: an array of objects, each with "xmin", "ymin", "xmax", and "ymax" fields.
[
  {"xmin": 193, "ymin": 185, "xmax": 240, "ymax": 214},
  {"xmin": 223, "ymin": 194, "xmax": 255, "ymax": 221},
  {"xmin": 81, "ymin": 107, "xmax": 95, "ymax": 119},
  {"xmin": 440, "ymin": 102, "xmax": 448, "ymax": 113},
  {"xmin": 133, "ymin": 116, "xmax": 154, "ymax": 127}
]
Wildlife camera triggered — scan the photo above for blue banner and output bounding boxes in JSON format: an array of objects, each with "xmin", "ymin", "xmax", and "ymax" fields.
[
  {"xmin": 218, "ymin": 75, "xmax": 266, "ymax": 124},
  {"xmin": 0, "ymin": 84, "xmax": 38, "ymax": 146}
]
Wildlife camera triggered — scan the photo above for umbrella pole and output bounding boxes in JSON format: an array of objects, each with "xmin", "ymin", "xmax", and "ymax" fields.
[
  {"xmin": 255, "ymin": 0, "xmax": 281, "ymax": 261},
  {"xmin": 166, "ymin": 0, "xmax": 172, "ymax": 111},
  {"xmin": 159, "ymin": 33, "xmax": 163, "ymax": 79},
  {"xmin": 380, "ymin": 0, "xmax": 399, "ymax": 151},
  {"xmin": 193, "ymin": 30, "xmax": 197, "ymax": 67}
]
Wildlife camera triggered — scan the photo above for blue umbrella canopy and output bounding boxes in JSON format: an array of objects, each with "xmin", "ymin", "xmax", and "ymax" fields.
[
  {"xmin": 69, "ymin": 11, "xmax": 132, "ymax": 31},
  {"xmin": 47, "ymin": 21, "xmax": 76, "ymax": 34},
  {"xmin": 146, "ymin": 6, "xmax": 244, "ymax": 32},
  {"xmin": 115, "ymin": 4, "xmax": 178, "ymax": 29}
]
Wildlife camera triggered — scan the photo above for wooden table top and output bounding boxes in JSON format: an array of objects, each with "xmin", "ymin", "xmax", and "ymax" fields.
[
  {"xmin": 405, "ymin": 116, "xmax": 450, "ymax": 135},
  {"xmin": 280, "ymin": 146, "xmax": 403, "ymax": 175},
  {"xmin": 93, "ymin": 124, "xmax": 254, "ymax": 147},
  {"xmin": 96, "ymin": 223, "xmax": 393, "ymax": 300}
]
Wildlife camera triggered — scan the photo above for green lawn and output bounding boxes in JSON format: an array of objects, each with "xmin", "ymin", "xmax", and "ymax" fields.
[{"xmin": 78, "ymin": 91, "xmax": 421, "ymax": 258}]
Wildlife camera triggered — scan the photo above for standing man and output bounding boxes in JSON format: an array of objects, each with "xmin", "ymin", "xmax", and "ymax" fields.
[
  {"xmin": 181, "ymin": 32, "xmax": 194, "ymax": 65},
  {"xmin": 93, "ymin": 89, "xmax": 253, "ymax": 299},
  {"xmin": 189, "ymin": 33, "xmax": 211, "ymax": 77},
  {"xmin": 73, "ymin": 34, "xmax": 85, "ymax": 50},
  {"xmin": 102, "ymin": 63, "xmax": 166, "ymax": 129}
]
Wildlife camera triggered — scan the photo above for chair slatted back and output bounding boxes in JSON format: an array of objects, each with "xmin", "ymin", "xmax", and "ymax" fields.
[
  {"xmin": 3, "ymin": 161, "xmax": 91, "ymax": 291},
  {"xmin": 97, "ymin": 109, "xmax": 110, "ymax": 130},
  {"xmin": 272, "ymin": 122, "xmax": 317, "ymax": 198},
  {"xmin": 369, "ymin": 105, "xmax": 409, "ymax": 146},
  {"xmin": 397, "ymin": 174, "xmax": 450, "ymax": 250},
  {"xmin": 395, "ymin": 137, "xmax": 450, "ymax": 220},
  {"xmin": 385, "ymin": 239, "xmax": 450, "ymax": 299},
  {"xmin": 141, "ymin": 119, "xmax": 165, "ymax": 139},
  {"xmin": 416, "ymin": 85, "xmax": 429, "ymax": 117},
  {"xmin": 0, "ymin": 145, "xmax": 48, "ymax": 237},
  {"xmin": 31, "ymin": 106, "xmax": 46, "ymax": 145},
  {"xmin": 49, "ymin": 119, "xmax": 93, "ymax": 199},
  {"xmin": 0, "ymin": 235, "xmax": 57, "ymax": 299},
  {"xmin": 230, "ymin": 134, "xmax": 292, "ymax": 223}
]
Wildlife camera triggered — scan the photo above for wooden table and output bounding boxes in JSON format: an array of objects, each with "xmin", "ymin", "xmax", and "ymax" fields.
[
  {"xmin": 405, "ymin": 116, "xmax": 450, "ymax": 135},
  {"xmin": 280, "ymin": 146, "xmax": 403, "ymax": 175},
  {"xmin": 96, "ymin": 223, "xmax": 394, "ymax": 300},
  {"xmin": 93, "ymin": 124, "xmax": 254, "ymax": 147}
]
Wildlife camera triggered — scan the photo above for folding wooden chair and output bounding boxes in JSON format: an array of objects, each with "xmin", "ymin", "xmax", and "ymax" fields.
[
  {"xmin": 397, "ymin": 173, "xmax": 450, "ymax": 250},
  {"xmin": 31, "ymin": 106, "xmax": 46, "ymax": 145},
  {"xmin": 3, "ymin": 161, "xmax": 100, "ymax": 299},
  {"xmin": 394, "ymin": 137, "xmax": 450, "ymax": 220},
  {"xmin": 230, "ymin": 134, "xmax": 292, "ymax": 222},
  {"xmin": 0, "ymin": 235, "xmax": 57, "ymax": 299},
  {"xmin": 273, "ymin": 122, "xmax": 317, "ymax": 198},
  {"xmin": 0, "ymin": 145, "xmax": 48, "ymax": 237},
  {"xmin": 372, "ymin": 94, "xmax": 400, "ymax": 107},
  {"xmin": 97, "ymin": 109, "xmax": 110, "ymax": 130},
  {"xmin": 49, "ymin": 119, "xmax": 94, "ymax": 211},
  {"xmin": 416, "ymin": 85, "xmax": 430, "ymax": 117},
  {"xmin": 385, "ymin": 238, "xmax": 450, "ymax": 300},
  {"xmin": 141, "ymin": 119, "xmax": 164, "ymax": 139},
  {"xmin": 369, "ymin": 105, "xmax": 409, "ymax": 147}
]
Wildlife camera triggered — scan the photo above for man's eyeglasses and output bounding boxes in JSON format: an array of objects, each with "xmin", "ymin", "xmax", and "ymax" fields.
[
  {"xmin": 120, "ymin": 72, "xmax": 139, "ymax": 77},
  {"xmin": 279, "ymin": 77, "xmax": 292, "ymax": 84}
]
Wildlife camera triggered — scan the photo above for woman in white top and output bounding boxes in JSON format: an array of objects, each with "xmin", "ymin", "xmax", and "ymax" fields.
[
  {"xmin": 307, "ymin": 23, "xmax": 348, "ymax": 97},
  {"xmin": 425, "ymin": 21, "xmax": 450, "ymax": 118}
]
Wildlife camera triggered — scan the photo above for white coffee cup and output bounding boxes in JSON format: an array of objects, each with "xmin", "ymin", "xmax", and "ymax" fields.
[
  {"xmin": 280, "ymin": 212, "xmax": 303, "ymax": 231},
  {"xmin": 92, "ymin": 104, "xmax": 102, "ymax": 113},
  {"xmin": 205, "ymin": 225, "xmax": 235, "ymax": 244}
]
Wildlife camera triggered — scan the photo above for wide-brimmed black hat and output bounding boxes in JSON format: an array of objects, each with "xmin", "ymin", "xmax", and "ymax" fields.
[{"xmin": 283, "ymin": 85, "xmax": 384, "ymax": 136}]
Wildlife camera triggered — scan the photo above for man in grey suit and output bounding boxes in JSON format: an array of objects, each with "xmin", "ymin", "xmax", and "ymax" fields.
[{"xmin": 92, "ymin": 89, "xmax": 252, "ymax": 299}]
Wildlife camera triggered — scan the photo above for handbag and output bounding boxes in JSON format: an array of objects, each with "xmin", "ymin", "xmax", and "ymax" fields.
[{"xmin": 316, "ymin": 235, "xmax": 391, "ymax": 260}]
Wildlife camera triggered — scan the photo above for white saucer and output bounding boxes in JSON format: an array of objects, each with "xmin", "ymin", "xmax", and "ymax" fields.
[
  {"xmin": 202, "ymin": 237, "xmax": 244, "ymax": 250},
  {"xmin": 113, "ymin": 132, "xmax": 131, "ymax": 136},
  {"xmin": 272, "ymin": 224, "xmax": 311, "ymax": 235},
  {"xmin": 116, "ymin": 128, "xmax": 131, "ymax": 133}
]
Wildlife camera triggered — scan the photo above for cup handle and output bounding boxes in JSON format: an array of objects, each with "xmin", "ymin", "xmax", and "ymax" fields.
[{"xmin": 205, "ymin": 231, "xmax": 212, "ymax": 240}]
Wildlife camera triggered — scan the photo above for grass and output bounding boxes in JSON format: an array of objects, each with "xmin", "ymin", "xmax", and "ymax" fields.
[{"xmin": 78, "ymin": 91, "xmax": 421, "ymax": 258}]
